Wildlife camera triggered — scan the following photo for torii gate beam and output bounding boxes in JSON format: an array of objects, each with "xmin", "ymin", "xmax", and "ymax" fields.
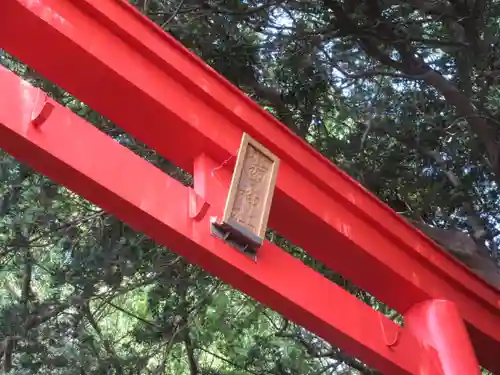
[
  {"xmin": 0, "ymin": 64, "xmax": 434, "ymax": 375},
  {"xmin": 1, "ymin": 0, "xmax": 500, "ymax": 372}
]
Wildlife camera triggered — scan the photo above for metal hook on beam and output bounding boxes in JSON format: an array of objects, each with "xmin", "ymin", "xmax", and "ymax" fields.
[
  {"xmin": 31, "ymin": 91, "xmax": 54, "ymax": 128},
  {"xmin": 188, "ymin": 188, "xmax": 210, "ymax": 221}
]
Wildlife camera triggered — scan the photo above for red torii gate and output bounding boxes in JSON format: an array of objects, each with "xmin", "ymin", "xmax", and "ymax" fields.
[{"xmin": 1, "ymin": 0, "xmax": 499, "ymax": 374}]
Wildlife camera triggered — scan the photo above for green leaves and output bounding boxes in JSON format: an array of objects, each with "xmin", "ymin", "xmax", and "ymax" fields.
[{"xmin": 2, "ymin": 0, "xmax": 500, "ymax": 373}]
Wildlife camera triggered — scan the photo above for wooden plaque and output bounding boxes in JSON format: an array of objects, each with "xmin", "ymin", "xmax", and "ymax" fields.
[{"xmin": 222, "ymin": 133, "xmax": 280, "ymax": 240}]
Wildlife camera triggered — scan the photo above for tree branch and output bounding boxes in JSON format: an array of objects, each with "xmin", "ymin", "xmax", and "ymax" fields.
[
  {"xmin": 83, "ymin": 303, "xmax": 124, "ymax": 375},
  {"xmin": 325, "ymin": 0, "xmax": 500, "ymax": 194},
  {"xmin": 422, "ymin": 70, "xmax": 500, "ymax": 173},
  {"xmin": 184, "ymin": 334, "xmax": 199, "ymax": 375},
  {"xmin": 196, "ymin": 347, "xmax": 261, "ymax": 375},
  {"xmin": 368, "ymin": 120, "xmax": 490, "ymax": 246},
  {"xmin": 422, "ymin": 149, "xmax": 488, "ymax": 244},
  {"xmin": 0, "ymin": 165, "xmax": 32, "ymax": 216},
  {"xmin": 406, "ymin": 0, "xmax": 457, "ymax": 18},
  {"xmin": 276, "ymin": 330, "xmax": 379, "ymax": 374}
]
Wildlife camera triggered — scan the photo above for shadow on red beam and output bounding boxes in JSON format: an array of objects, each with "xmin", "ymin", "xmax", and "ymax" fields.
[
  {"xmin": 0, "ymin": 65, "xmax": 431, "ymax": 375},
  {"xmin": 1, "ymin": 0, "xmax": 500, "ymax": 371}
]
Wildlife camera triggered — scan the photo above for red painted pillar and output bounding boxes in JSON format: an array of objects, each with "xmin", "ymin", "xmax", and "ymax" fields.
[{"xmin": 405, "ymin": 299, "xmax": 481, "ymax": 375}]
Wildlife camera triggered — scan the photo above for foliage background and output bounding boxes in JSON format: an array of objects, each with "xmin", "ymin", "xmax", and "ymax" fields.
[{"xmin": 1, "ymin": 0, "xmax": 500, "ymax": 373}]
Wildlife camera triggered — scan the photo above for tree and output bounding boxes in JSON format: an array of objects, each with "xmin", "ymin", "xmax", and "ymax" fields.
[{"xmin": 0, "ymin": 0, "xmax": 499, "ymax": 373}]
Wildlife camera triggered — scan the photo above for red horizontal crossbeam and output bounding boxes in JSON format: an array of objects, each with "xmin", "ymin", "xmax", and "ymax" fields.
[
  {"xmin": 0, "ymin": 64, "xmax": 438, "ymax": 375},
  {"xmin": 1, "ymin": 0, "xmax": 500, "ymax": 371}
]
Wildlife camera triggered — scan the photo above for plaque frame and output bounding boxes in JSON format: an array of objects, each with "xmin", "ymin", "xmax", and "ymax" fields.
[{"xmin": 212, "ymin": 133, "xmax": 279, "ymax": 258}]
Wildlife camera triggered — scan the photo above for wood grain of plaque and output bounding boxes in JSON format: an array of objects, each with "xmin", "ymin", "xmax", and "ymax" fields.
[{"xmin": 222, "ymin": 133, "xmax": 280, "ymax": 239}]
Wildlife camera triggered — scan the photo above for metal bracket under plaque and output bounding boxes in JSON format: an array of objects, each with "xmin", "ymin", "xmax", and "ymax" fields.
[{"xmin": 210, "ymin": 217, "xmax": 263, "ymax": 260}]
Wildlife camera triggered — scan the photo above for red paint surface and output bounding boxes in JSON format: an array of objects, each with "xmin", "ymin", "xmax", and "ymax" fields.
[{"xmin": 0, "ymin": 65, "xmax": 433, "ymax": 374}]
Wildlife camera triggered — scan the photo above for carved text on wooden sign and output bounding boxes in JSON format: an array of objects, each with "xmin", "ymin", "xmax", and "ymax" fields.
[{"xmin": 223, "ymin": 133, "xmax": 279, "ymax": 240}]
